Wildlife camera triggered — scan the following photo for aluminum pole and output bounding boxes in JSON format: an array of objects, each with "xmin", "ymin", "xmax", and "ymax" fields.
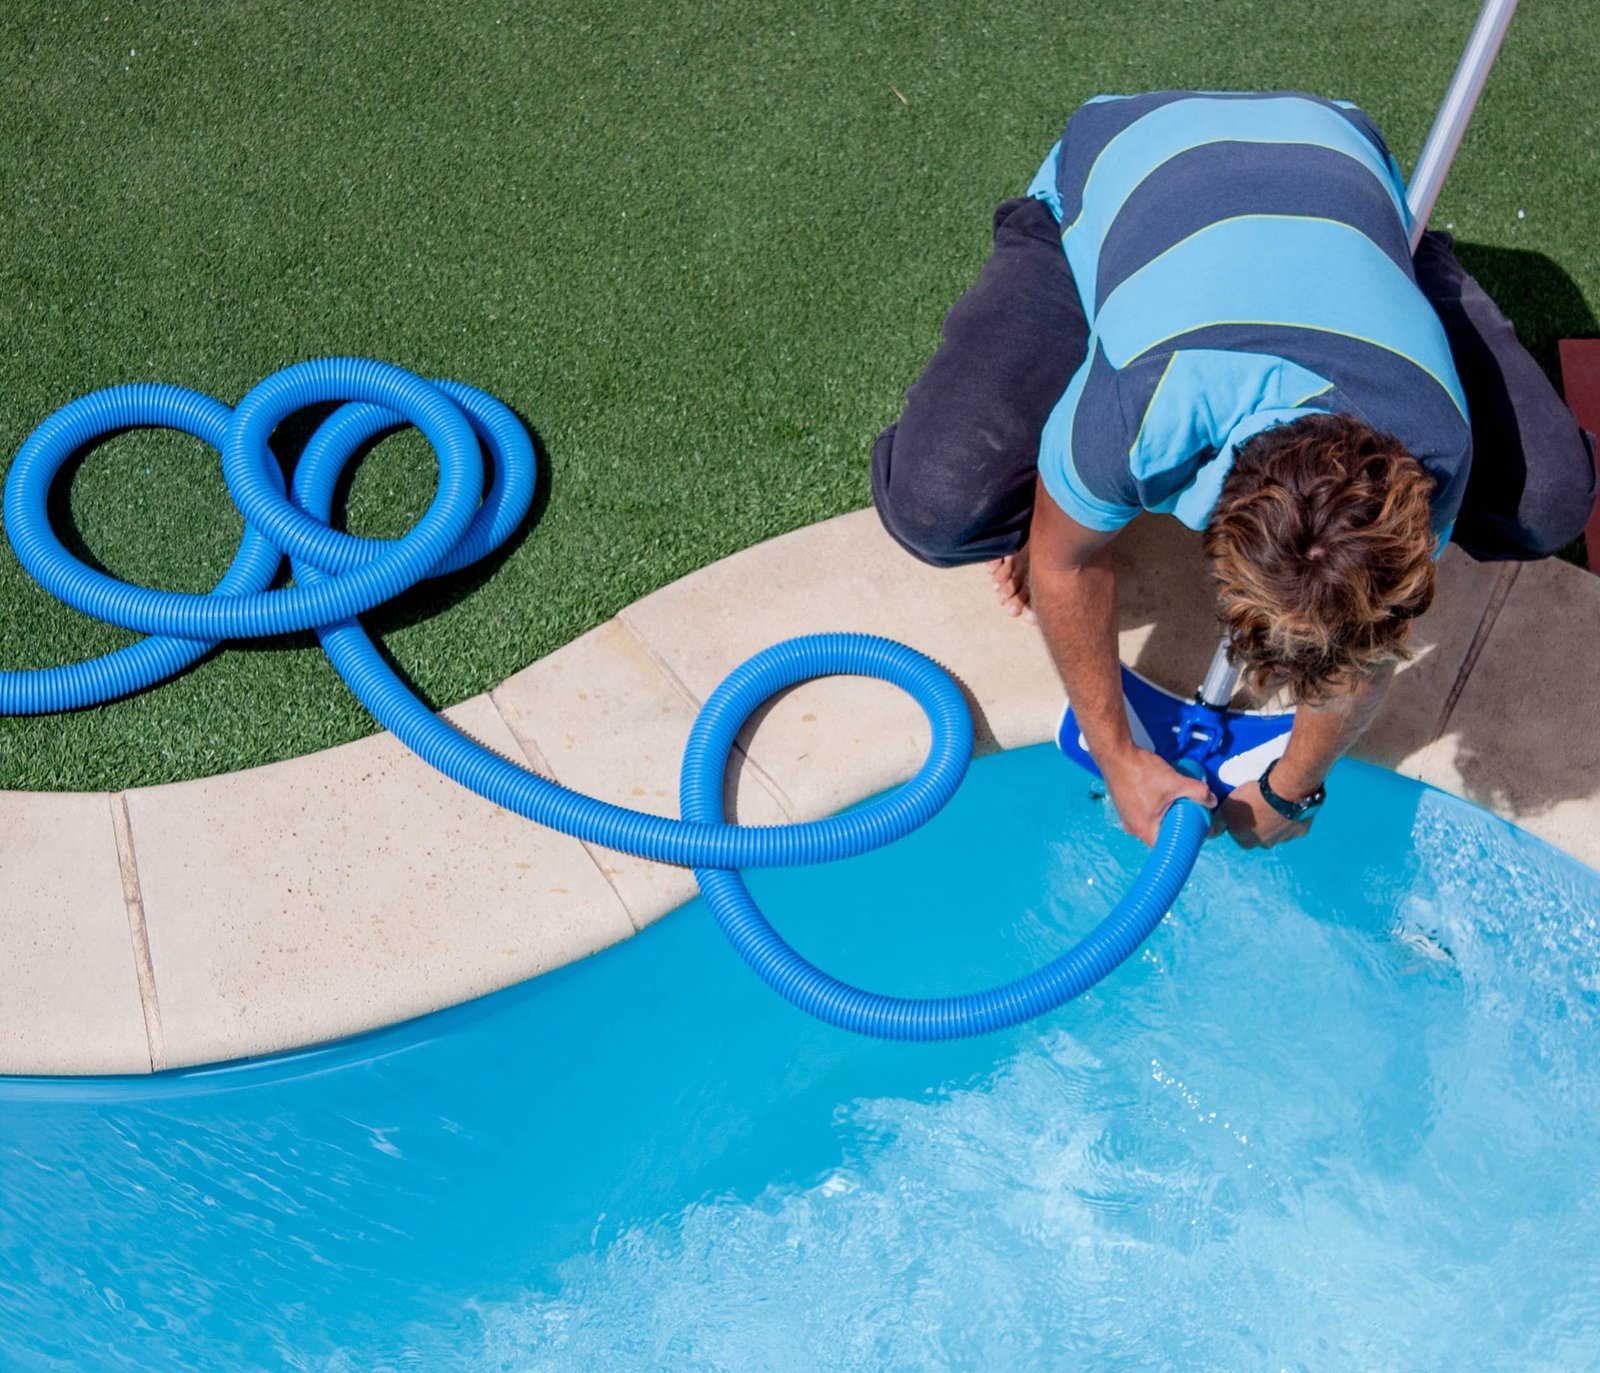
[{"xmin": 1405, "ymin": 0, "xmax": 1521, "ymax": 250}]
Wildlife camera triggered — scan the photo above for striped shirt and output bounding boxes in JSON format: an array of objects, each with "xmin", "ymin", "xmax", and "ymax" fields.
[{"xmin": 1026, "ymin": 91, "xmax": 1471, "ymax": 537}]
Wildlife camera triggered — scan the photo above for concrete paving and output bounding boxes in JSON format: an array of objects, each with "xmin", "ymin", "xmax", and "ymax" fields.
[
  {"xmin": 2, "ymin": 508, "xmax": 1595, "ymax": 1073},
  {"xmin": 0, "ymin": 792, "xmax": 151, "ymax": 1074}
]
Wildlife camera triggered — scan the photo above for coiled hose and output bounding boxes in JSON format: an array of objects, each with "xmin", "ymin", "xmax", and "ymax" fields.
[{"xmin": 2, "ymin": 358, "xmax": 1209, "ymax": 1040}]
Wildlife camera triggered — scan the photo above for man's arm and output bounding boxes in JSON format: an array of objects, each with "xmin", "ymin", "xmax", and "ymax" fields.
[
  {"xmin": 1214, "ymin": 667, "xmax": 1393, "ymax": 848},
  {"xmin": 1028, "ymin": 479, "xmax": 1214, "ymax": 845}
]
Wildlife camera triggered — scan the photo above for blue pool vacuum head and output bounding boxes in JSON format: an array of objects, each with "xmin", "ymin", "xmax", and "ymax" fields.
[{"xmin": 1056, "ymin": 664, "xmax": 1295, "ymax": 801}]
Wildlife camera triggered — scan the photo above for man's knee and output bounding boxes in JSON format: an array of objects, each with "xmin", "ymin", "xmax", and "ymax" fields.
[
  {"xmin": 1419, "ymin": 231, "xmax": 1600, "ymax": 557},
  {"xmin": 870, "ymin": 422, "xmax": 1029, "ymax": 567},
  {"xmin": 1458, "ymin": 425, "xmax": 1597, "ymax": 560},
  {"xmin": 1518, "ymin": 423, "xmax": 1598, "ymax": 555}
]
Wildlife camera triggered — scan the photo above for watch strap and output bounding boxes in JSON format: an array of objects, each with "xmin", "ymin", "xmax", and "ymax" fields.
[{"xmin": 1259, "ymin": 759, "xmax": 1325, "ymax": 821}]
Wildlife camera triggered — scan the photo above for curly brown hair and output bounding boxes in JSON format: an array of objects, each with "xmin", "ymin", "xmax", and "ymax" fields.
[{"xmin": 1203, "ymin": 413, "xmax": 1438, "ymax": 705}]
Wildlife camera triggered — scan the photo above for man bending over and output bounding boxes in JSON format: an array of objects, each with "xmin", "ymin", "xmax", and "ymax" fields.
[{"xmin": 872, "ymin": 91, "xmax": 1596, "ymax": 848}]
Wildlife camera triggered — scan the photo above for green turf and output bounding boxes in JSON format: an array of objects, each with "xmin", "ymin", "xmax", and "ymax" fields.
[{"xmin": 3, "ymin": 0, "xmax": 1597, "ymax": 791}]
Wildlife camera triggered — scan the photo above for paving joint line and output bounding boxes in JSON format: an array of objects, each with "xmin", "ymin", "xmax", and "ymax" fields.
[
  {"xmin": 613, "ymin": 610, "xmax": 800, "ymax": 821},
  {"xmin": 485, "ymin": 687, "xmax": 650, "ymax": 933},
  {"xmin": 109, "ymin": 793, "xmax": 166, "ymax": 1072},
  {"xmin": 1432, "ymin": 561, "xmax": 1520, "ymax": 742}
]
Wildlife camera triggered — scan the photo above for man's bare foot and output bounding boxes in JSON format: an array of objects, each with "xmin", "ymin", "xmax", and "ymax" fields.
[{"xmin": 987, "ymin": 545, "xmax": 1035, "ymax": 622}]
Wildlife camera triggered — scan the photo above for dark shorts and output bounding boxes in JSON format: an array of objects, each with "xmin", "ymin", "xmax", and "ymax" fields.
[{"xmin": 871, "ymin": 196, "xmax": 1597, "ymax": 566}]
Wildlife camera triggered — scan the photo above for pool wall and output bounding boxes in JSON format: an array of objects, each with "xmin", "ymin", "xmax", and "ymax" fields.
[{"xmin": 4, "ymin": 509, "xmax": 1595, "ymax": 1074}]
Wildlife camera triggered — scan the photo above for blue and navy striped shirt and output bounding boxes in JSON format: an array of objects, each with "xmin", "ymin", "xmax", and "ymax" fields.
[{"xmin": 1026, "ymin": 91, "xmax": 1471, "ymax": 536}]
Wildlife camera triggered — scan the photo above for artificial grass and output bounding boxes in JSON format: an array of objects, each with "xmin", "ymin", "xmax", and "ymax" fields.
[{"xmin": 3, "ymin": 0, "xmax": 1596, "ymax": 791}]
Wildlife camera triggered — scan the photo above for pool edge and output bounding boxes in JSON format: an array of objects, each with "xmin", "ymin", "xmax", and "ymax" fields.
[{"xmin": 5, "ymin": 509, "xmax": 1596, "ymax": 1074}]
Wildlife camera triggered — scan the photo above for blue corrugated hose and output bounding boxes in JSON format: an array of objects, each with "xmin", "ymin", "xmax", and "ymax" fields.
[{"xmin": 2, "ymin": 358, "xmax": 1208, "ymax": 1040}]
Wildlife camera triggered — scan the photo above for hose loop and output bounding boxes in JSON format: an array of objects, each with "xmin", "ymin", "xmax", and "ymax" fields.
[{"xmin": 2, "ymin": 359, "xmax": 1205, "ymax": 1039}]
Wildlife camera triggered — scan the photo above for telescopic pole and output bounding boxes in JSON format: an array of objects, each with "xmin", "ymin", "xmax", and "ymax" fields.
[{"xmin": 1405, "ymin": 0, "xmax": 1521, "ymax": 252}]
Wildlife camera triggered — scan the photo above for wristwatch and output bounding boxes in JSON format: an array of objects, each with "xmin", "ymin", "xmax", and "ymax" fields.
[{"xmin": 1258, "ymin": 759, "xmax": 1326, "ymax": 823}]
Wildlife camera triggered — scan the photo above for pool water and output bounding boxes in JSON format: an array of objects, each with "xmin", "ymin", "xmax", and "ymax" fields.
[{"xmin": 2, "ymin": 745, "xmax": 1598, "ymax": 1370}]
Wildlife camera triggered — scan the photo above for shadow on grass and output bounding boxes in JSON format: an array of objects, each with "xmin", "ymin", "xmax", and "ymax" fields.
[{"xmin": 1453, "ymin": 241, "xmax": 1600, "ymax": 379}]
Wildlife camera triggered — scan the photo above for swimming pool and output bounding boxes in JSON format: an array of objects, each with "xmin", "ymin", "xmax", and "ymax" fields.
[{"xmin": 2, "ymin": 744, "xmax": 1597, "ymax": 1370}]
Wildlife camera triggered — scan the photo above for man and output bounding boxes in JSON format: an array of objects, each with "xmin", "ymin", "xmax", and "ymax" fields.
[{"xmin": 872, "ymin": 90, "xmax": 1596, "ymax": 849}]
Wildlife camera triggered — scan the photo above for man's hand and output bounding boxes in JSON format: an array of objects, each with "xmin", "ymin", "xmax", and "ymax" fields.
[
  {"xmin": 1211, "ymin": 779, "xmax": 1311, "ymax": 849},
  {"xmin": 1209, "ymin": 667, "xmax": 1393, "ymax": 850},
  {"xmin": 1022, "ymin": 484, "xmax": 1213, "ymax": 845},
  {"xmin": 1100, "ymin": 746, "xmax": 1216, "ymax": 847}
]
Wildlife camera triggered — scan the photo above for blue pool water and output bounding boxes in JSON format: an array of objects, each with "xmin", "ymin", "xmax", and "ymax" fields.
[{"xmin": 3, "ymin": 745, "xmax": 1598, "ymax": 1370}]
